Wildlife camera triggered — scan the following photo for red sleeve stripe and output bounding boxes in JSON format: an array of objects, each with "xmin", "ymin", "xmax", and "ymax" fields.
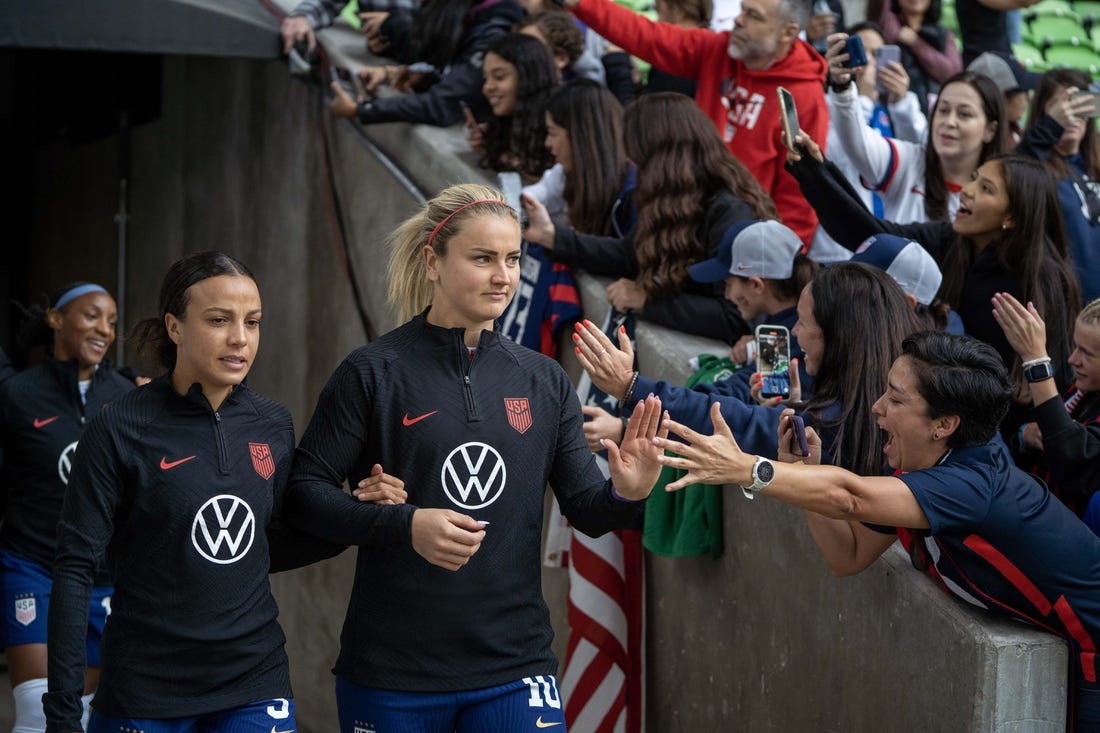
[
  {"xmin": 962, "ymin": 535, "xmax": 1051, "ymax": 615},
  {"xmin": 870, "ymin": 138, "xmax": 900, "ymax": 193},
  {"xmin": 1054, "ymin": 595, "xmax": 1098, "ymax": 682}
]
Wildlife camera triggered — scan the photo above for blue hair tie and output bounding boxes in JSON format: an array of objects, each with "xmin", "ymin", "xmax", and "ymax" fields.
[{"xmin": 53, "ymin": 284, "xmax": 109, "ymax": 310}]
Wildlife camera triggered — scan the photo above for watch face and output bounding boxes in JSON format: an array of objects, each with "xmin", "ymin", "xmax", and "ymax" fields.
[{"xmin": 756, "ymin": 460, "xmax": 775, "ymax": 483}]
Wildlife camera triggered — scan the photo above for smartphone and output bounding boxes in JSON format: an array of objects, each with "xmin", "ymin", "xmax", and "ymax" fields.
[
  {"xmin": 330, "ymin": 66, "xmax": 366, "ymax": 100},
  {"xmin": 790, "ymin": 414, "xmax": 809, "ymax": 457},
  {"xmin": 843, "ymin": 34, "xmax": 867, "ymax": 68},
  {"xmin": 755, "ymin": 324, "xmax": 791, "ymax": 399},
  {"xmin": 1077, "ymin": 89, "xmax": 1100, "ymax": 118},
  {"xmin": 874, "ymin": 44, "xmax": 900, "ymax": 94},
  {"xmin": 777, "ymin": 87, "xmax": 800, "ymax": 153},
  {"xmin": 497, "ymin": 172, "xmax": 529, "ymax": 228}
]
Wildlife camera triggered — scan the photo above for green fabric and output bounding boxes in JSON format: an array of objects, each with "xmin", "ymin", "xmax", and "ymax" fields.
[
  {"xmin": 340, "ymin": 0, "xmax": 361, "ymax": 29},
  {"xmin": 642, "ymin": 354, "xmax": 738, "ymax": 559}
]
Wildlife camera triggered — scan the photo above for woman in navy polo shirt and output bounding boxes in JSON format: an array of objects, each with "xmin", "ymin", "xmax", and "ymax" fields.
[{"xmin": 657, "ymin": 330, "xmax": 1100, "ymax": 729}]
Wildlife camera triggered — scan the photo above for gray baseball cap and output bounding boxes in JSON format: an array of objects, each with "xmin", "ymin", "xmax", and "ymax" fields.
[{"xmin": 689, "ymin": 220, "xmax": 803, "ymax": 283}]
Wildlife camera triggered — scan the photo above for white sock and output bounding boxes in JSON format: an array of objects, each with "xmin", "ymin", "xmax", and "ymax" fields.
[
  {"xmin": 82, "ymin": 691, "xmax": 95, "ymax": 730},
  {"xmin": 12, "ymin": 677, "xmax": 48, "ymax": 733}
]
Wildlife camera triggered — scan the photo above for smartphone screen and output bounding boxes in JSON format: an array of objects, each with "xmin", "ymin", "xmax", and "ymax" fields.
[
  {"xmin": 497, "ymin": 172, "xmax": 529, "ymax": 228},
  {"xmin": 755, "ymin": 325, "xmax": 791, "ymax": 398},
  {"xmin": 874, "ymin": 45, "xmax": 900, "ymax": 94},
  {"xmin": 777, "ymin": 87, "xmax": 800, "ymax": 153}
]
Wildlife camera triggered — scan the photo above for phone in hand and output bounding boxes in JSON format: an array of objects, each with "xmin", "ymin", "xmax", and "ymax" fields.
[
  {"xmin": 330, "ymin": 66, "xmax": 367, "ymax": 100},
  {"xmin": 755, "ymin": 324, "xmax": 791, "ymax": 399},
  {"xmin": 1077, "ymin": 89, "xmax": 1100, "ymax": 118},
  {"xmin": 842, "ymin": 34, "xmax": 868, "ymax": 68},
  {"xmin": 789, "ymin": 414, "xmax": 809, "ymax": 457},
  {"xmin": 777, "ymin": 86, "xmax": 800, "ymax": 153},
  {"xmin": 874, "ymin": 44, "xmax": 900, "ymax": 93},
  {"xmin": 497, "ymin": 172, "xmax": 529, "ymax": 229}
]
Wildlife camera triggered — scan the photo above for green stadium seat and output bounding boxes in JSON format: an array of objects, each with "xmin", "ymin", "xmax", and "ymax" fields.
[
  {"xmin": 1032, "ymin": 0, "xmax": 1075, "ymax": 14},
  {"xmin": 1044, "ymin": 39, "xmax": 1100, "ymax": 72},
  {"xmin": 1075, "ymin": 0, "xmax": 1100, "ymax": 20},
  {"xmin": 1027, "ymin": 12, "xmax": 1088, "ymax": 46},
  {"xmin": 1012, "ymin": 41, "xmax": 1049, "ymax": 69}
]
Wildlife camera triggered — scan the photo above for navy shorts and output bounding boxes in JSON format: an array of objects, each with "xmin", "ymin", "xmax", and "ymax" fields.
[
  {"xmin": 88, "ymin": 697, "xmax": 296, "ymax": 733},
  {"xmin": 0, "ymin": 550, "xmax": 112, "ymax": 665},
  {"xmin": 335, "ymin": 675, "xmax": 566, "ymax": 733}
]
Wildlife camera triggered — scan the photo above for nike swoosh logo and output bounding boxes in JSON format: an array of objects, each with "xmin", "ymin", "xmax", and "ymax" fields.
[
  {"xmin": 160, "ymin": 455, "xmax": 197, "ymax": 470},
  {"xmin": 33, "ymin": 416, "xmax": 59, "ymax": 428},
  {"xmin": 402, "ymin": 410, "xmax": 438, "ymax": 426},
  {"xmin": 535, "ymin": 718, "xmax": 562, "ymax": 729},
  {"xmin": 270, "ymin": 727, "xmax": 295, "ymax": 733}
]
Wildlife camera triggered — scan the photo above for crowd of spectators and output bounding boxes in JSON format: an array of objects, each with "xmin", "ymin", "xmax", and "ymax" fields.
[{"xmin": 241, "ymin": 0, "xmax": 1100, "ymax": 725}]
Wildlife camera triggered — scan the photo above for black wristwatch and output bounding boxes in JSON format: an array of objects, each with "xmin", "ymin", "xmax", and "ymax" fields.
[
  {"xmin": 1024, "ymin": 360, "xmax": 1055, "ymax": 383},
  {"xmin": 741, "ymin": 456, "xmax": 775, "ymax": 500}
]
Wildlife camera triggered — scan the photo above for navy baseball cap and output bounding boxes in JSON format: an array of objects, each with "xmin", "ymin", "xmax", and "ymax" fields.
[
  {"xmin": 689, "ymin": 220, "xmax": 803, "ymax": 283},
  {"xmin": 851, "ymin": 234, "xmax": 942, "ymax": 306}
]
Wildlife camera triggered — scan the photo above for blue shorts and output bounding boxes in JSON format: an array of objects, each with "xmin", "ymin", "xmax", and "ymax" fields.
[
  {"xmin": 88, "ymin": 697, "xmax": 296, "ymax": 733},
  {"xmin": 0, "ymin": 551, "xmax": 112, "ymax": 666},
  {"xmin": 335, "ymin": 675, "xmax": 566, "ymax": 733}
]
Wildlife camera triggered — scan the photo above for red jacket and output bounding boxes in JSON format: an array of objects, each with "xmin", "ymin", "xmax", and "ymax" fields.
[{"xmin": 573, "ymin": 0, "xmax": 829, "ymax": 246}]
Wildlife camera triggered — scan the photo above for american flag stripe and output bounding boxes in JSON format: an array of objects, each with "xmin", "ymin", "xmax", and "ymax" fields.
[{"xmin": 560, "ymin": 528, "xmax": 644, "ymax": 733}]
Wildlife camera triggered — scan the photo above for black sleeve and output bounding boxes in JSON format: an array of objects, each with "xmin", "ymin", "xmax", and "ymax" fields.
[
  {"xmin": 786, "ymin": 154, "xmax": 951, "ymax": 261},
  {"xmin": 549, "ymin": 371, "xmax": 644, "ymax": 537},
  {"xmin": 356, "ymin": 59, "xmax": 484, "ymax": 127},
  {"xmin": 601, "ymin": 51, "xmax": 636, "ymax": 106},
  {"xmin": 1034, "ymin": 394, "xmax": 1100, "ymax": 504},
  {"xmin": 44, "ymin": 415, "xmax": 122, "ymax": 733},
  {"xmin": 549, "ymin": 228, "xmax": 639, "ymax": 278},
  {"xmin": 286, "ymin": 358, "xmax": 417, "ymax": 547},
  {"xmin": 1015, "ymin": 115, "xmax": 1065, "ymax": 163},
  {"xmin": 267, "ymin": 419, "xmax": 346, "ymax": 572}
]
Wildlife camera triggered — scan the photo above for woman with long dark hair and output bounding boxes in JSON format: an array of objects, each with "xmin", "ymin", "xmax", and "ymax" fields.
[
  {"xmin": 329, "ymin": 0, "xmax": 524, "ymax": 126},
  {"xmin": 1018, "ymin": 67, "xmax": 1100, "ymax": 303},
  {"xmin": 0, "ymin": 283, "xmax": 133, "ymax": 733},
  {"xmin": 284, "ymin": 183, "xmax": 667, "ymax": 732},
  {"xmin": 786, "ymin": 131, "xmax": 1081, "ymax": 436},
  {"xmin": 574, "ymin": 263, "xmax": 921, "ymax": 478},
  {"xmin": 827, "ymin": 38, "xmax": 1006, "ymax": 224},
  {"xmin": 523, "ymin": 92, "xmax": 777, "ymax": 343},
  {"xmin": 475, "ymin": 32, "xmax": 558, "ymax": 182},
  {"xmin": 44, "ymin": 253, "xmax": 340, "ymax": 733}
]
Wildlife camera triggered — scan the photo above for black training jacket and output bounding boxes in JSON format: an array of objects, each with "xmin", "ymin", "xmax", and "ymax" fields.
[
  {"xmin": 44, "ymin": 376, "xmax": 341, "ymax": 732},
  {"xmin": 0, "ymin": 359, "xmax": 133, "ymax": 579},
  {"xmin": 287, "ymin": 314, "xmax": 644, "ymax": 692}
]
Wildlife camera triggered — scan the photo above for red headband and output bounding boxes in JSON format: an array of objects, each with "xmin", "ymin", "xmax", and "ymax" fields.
[{"xmin": 426, "ymin": 198, "xmax": 506, "ymax": 249}]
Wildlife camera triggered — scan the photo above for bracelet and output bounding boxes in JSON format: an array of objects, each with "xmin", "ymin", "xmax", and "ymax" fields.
[
  {"xmin": 829, "ymin": 79, "xmax": 852, "ymax": 94},
  {"xmin": 619, "ymin": 371, "xmax": 639, "ymax": 409},
  {"xmin": 1021, "ymin": 356, "xmax": 1051, "ymax": 368}
]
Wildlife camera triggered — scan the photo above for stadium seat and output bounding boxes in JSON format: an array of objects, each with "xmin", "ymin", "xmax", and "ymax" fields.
[
  {"xmin": 1012, "ymin": 41, "xmax": 1049, "ymax": 68},
  {"xmin": 1044, "ymin": 39, "xmax": 1100, "ymax": 71},
  {"xmin": 1026, "ymin": 12, "xmax": 1088, "ymax": 45}
]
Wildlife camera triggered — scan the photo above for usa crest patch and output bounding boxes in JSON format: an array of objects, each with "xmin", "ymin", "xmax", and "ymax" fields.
[
  {"xmin": 14, "ymin": 596, "xmax": 35, "ymax": 626},
  {"xmin": 504, "ymin": 398, "xmax": 532, "ymax": 434},
  {"xmin": 249, "ymin": 442, "xmax": 276, "ymax": 480}
]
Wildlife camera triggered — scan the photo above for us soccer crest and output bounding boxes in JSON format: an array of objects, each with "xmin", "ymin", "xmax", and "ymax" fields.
[
  {"xmin": 504, "ymin": 397, "xmax": 532, "ymax": 434},
  {"xmin": 14, "ymin": 596, "xmax": 35, "ymax": 626},
  {"xmin": 249, "ymin": 442, "xmax": 275, "ymax": 480}
]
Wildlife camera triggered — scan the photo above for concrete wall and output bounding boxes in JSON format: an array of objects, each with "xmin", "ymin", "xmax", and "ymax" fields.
[{"xmin": 5, "ymin": 26, "xmax": 1069, "ymax": 733}]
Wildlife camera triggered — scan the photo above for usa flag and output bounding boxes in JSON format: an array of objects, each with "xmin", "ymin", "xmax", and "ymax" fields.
[{"xmin": 551, "ymin": 309, "xmax": 645, "ymax": 733}]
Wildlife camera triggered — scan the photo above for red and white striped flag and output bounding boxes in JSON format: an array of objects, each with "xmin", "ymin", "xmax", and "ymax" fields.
[
  {"xmin": 550, "ymin": 307, "xmax": 645, "ymax": 733},
  {"xmin": 559, "ymin": 527, "xmax": 645, "ymax": 733}
]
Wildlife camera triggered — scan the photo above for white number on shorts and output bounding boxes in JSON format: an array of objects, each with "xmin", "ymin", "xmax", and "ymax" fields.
[
  {"xmin": 267, "ymin": 698, "xmax": 290, "ymax": 719},
  {"xmin": 522, "ymin": 676, "xmax": 562, "ymax": 709},
  {"xmin": 101, "ymin": 596, "xmax": 112, "ymax": 616}
]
